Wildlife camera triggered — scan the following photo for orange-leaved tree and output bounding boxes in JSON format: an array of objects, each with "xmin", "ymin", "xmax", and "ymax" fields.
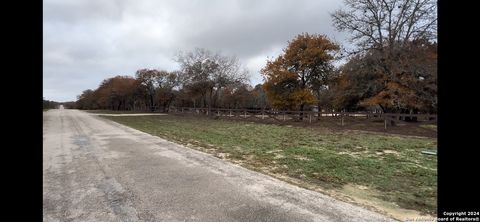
[
  {"xmin": 332, "ymin": 39, "xmax": 437, "ymax": 115},
  {"xmin": 261, "ymin": 33, "xmax": 340, "ymax": 119},
  {"xmin": 361, "ymin": 40, "xmax": 437, "ymax": 113}
]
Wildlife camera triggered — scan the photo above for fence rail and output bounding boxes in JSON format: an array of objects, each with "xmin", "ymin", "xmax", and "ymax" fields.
[{"xmin": 169, "ymin": 107, "xmax": 437, "ymax": 130}]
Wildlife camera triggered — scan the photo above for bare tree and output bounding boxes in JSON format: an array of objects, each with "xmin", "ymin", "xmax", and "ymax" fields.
[
  {"xmin": 332, "ymin": 0, "xmax": 437, "ymax": 52},
  {"xmin": 155, "ymin": 70, "xmax": 181, "ymax": 112},
  {"xmin": 175, "ymin": 48, "xmax": 249, "ymax": 110},
  {"xmin": 135, "ymin": 69, "xmax": 162, "ymax": 111}
]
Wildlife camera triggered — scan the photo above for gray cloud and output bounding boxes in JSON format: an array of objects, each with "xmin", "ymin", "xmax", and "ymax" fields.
[{"xmin": 43, "ymin": 0, "xmax": 348, "ymax": 102}]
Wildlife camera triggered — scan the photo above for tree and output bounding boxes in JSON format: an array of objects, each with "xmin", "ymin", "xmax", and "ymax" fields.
[
  {"xmin": 43, "ymin": 98, "xmax": 60, "ymax": 110},
  {"xmin": 331, "ymin": 53, "xmax": 384, "ymax": 111},
  {"xmin": 218, "ymin": 83, "xmax": 253, "ymax": 109},
  {"xmin": 93, "ymin": 76, "xmax": 137, "ymax": 110},
  {"xmin": 332, "ymin": 0, "xmax": 437, "ymax": 52},
  {"xmin": 250, "ymin": 84, "xmax": 268, "ymax": 109},
  {"xmin": 175, "ymin": 48, "xmax": 248, "ymax": 111},
  {"xmin": 155, "ymin": 70, "xmax": 181, "ymax": 112},
  {"xmin": 331, "ymin": 39, "xmax": 437, "ymax": 120},
  {"xmin": 134, "ymin": 69, "xmax": 183, "ymax": 112},
  {"xmin": 136, "ymin": 69, "xmax": 161, "ymax": 111},
  {"xmin": 76, "ymin": 89, "xmax": 97, "ymax": 110},
  {"xmin": 261, "ymin": 33, "xmax": 340, "ymax": 119},
  {"xmin": 331, "ymin": 0, "xmax": 437, "ymax": 115},
  {"xmin": 360, "ymin": 39, "xmax": 437, "ymax": 113},
  {"xmin": 61, "ymin": 101, "xmax": 76, "ymax": 109},
  {"xmin": 75, "ymin": 70, "xmax": 180, "ymax": 112}
]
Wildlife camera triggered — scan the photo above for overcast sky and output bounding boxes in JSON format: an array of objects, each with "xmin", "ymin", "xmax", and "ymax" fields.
[{"xmin": 43, "ymin": 0, "xmax": 349, "ymax": 102}]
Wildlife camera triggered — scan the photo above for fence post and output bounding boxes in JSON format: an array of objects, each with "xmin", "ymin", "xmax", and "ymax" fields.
[
  {"xmin": 229, "ymin": 110, "xmax": 232, "ymax": 117},
  {"xmin": 341, "ymin": 114, "xmax": 344, "ymax": 126},
  {"xmin": 244, "ymin": 110, "xmax": 247, "ymax": 118},
  {"xmin": 309, "ymin": 113, "xmax": 312, "ymax": 124},
  {"xmin": 384, "ymin": 115, "xmax": 387, "ymax": 130},
  {"xmin": 283, "ymin": 111, "xmax": 286, "ymax": 121},
  {"xmin": 262, "ymin": 110, "xmax": 265, "ymax": 120}
]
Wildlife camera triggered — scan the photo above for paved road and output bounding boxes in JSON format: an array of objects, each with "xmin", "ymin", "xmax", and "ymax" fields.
[{"xmin": 43, "ymin": 109, "xmax": 395, "ymax": 222}]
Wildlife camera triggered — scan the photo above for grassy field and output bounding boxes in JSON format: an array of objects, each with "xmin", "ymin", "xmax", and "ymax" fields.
[
  {"xmin": 419, "ymin": 124, "xmax": 437, "ymax": 131},
  {"xmin": 86, "ymin": 110, "xmax": 154, "ymax": 114},
  {"xmin": 101, "ymin": 114, "xmax": 437, "ymax": 215}
]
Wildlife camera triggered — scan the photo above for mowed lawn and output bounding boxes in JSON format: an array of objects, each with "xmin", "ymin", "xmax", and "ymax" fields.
[{"xmin": 101, "ymin": 114, "xmax": 437, "ymax": 214}]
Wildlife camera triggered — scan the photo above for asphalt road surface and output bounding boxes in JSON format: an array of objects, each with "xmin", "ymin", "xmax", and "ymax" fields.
[{"xmin": 43, "ymin": 109, "xmax": 395, "ymax": 222}]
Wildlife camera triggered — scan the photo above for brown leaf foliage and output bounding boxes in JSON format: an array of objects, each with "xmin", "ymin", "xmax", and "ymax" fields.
[{"xmin": 262, "ymin": 33, "xmax": 339, "ymax": 110}]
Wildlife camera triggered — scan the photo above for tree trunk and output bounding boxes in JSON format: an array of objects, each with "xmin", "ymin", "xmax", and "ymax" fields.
[
  {"xmin": 202, "ymin": 92, "xmax": 207, "ymax": 108},
  {"xmin": 317, "ymin": 102, "xmax": 322, "ymax": 120},
  {"xmin": 213, "ymin": 87, "xmax": 221, "ymax": 109},
  {"xmin": 208, "ymin": 88, "xmax": 214, "ymax": 116},
  {"xmin": 378, "ymin": 104, "xmax": 395, "ymax": 126},
  {"xmin": 299, "ymin": 104, "xmax": 305, "ymax": 121},
  {"xmin": 405, "ymin": 109, "xmax": 418, "ymax": 122},
  {"xmin": 149, "ymin": 94, "xmax": 154, "ymax": 112}
]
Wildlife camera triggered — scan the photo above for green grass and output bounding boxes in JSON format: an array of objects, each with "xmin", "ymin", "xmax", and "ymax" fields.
[
  {"xmin": 102, "ymin": 114, "xmax": 437, "ymax": 214},
  {"xmin": 420, "ymin": 124, "xmax": 437, "ymax": 131},
  {"xmin": 86, "ymin": 110, "xmax": 154, "ymax": 114}
]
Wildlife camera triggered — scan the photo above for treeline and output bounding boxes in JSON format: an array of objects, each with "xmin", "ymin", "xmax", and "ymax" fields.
[
  {"xmin": 76, "ymin": 48, "xmax": 268, "ymax": 112},
  {"xmin": 62, "ymin": 101, "xmax": 76, "ymax": 109},
  {"xmin": 75, "ymin": 0, "xmax": 437, "ymax": 114},
  {"xmin": 43, "ymin": 99, "xmax": 59, "ymax": 110}
]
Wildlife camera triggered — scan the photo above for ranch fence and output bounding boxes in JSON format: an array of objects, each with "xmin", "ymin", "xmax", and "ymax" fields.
[{"xmin": 169, "ymin": 107, "xmax": 437, "ymax": 130}]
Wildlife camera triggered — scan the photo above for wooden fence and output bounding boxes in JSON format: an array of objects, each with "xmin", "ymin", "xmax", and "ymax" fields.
[{"xmin": 169, "ymin": 107, "xmax": 437, "ymax": 130}]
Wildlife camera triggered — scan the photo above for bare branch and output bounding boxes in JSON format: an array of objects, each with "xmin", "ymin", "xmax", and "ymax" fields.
[{"xmin": 332, "ymin": 0, "xmax": 436, "ymax": 52}]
